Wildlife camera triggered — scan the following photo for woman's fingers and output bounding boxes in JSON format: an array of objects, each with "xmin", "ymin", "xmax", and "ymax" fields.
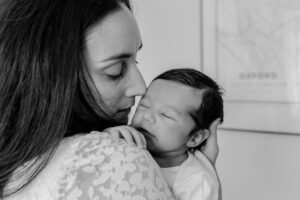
[
  {"xmin": 209, "ymin": 118, "xmax": 220, "ymax": 137},
  {"xmin": 201, "ymin": 118, "xmax": 221, "ymax": 166}
]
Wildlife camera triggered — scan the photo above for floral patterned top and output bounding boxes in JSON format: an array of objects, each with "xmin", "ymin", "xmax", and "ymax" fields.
[{"xmin": 5, "ymin": 131, "xmax": 174, "ymax": 200}]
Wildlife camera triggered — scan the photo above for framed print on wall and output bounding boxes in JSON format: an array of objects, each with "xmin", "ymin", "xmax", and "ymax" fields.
[{"xmin": 201, "ymin": 0, "xmax": 300, "ymax": 134}]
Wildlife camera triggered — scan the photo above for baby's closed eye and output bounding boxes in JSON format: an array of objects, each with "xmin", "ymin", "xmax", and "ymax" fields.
[{"xmin": 161, "ymin": 112, "xmax": 176, "ymax": 121}]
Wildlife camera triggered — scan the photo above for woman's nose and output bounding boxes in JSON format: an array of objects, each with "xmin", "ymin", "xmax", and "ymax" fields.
[{"xmin": 125, "ymin": 65, "xmax": 146, "ymax": 97}]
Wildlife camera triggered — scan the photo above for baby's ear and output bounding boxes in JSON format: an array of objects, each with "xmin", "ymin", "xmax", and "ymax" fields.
[{"xmin": 186, "ymin": 129, "xmax": 209, "ymax": 148}]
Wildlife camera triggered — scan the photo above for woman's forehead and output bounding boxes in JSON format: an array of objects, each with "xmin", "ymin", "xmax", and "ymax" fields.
[{"xmin": 85, "ymin": 6, "xmax": 142, "ymax": 64}]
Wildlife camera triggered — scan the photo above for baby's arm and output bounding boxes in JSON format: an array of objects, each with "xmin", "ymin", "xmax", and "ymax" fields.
[{"xmin": 104, "ymin": 125, "xmax": 147, "ymax": 148}]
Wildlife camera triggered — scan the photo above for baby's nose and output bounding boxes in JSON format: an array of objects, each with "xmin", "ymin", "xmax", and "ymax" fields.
[{"xmin": 143, "ymin": 111, "xmax": 156, "ymax": 124}]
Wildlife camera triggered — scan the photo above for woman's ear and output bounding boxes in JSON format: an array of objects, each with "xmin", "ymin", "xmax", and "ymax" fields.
[{"xmin": 186, "ymin": 129, "xmax": 209, "ymax": 148}]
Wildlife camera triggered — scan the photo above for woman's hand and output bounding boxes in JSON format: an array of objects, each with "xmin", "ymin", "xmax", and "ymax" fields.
[
  {"xmin": 201, "ymin": 118, "xmax": 221, "ymax": 166},
  {"xmin": 104, "ymin": 126, "xmax": 147, "ymax": 148}
]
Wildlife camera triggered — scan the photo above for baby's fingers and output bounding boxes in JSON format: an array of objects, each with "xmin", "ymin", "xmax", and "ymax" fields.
[
  {"xmin": 104, "ymin": 127, "xmax": 121, "ymax": 143},
  {"xmin": 127, "ymin": 127, "xmax": 146, "ymax": 148},
  {"xmin": 104, "ymin": 126, "xmax": 146, "ymax": 148},
  {"xmin": 104, "ymin": 126, "xmax": 133, "ymax": 144},
  {"xmin": 110, "ymin": 130, "xmax": 121, "ymax": 143},
  {"xmin": 118, "ymin": 128, "xmax": 135, "ymax": 145}
]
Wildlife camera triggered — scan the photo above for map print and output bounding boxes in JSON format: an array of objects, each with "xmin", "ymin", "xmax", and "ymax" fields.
[{"xmin": 217, "ymin": 0, "xmax": 300, "ymax": 103}]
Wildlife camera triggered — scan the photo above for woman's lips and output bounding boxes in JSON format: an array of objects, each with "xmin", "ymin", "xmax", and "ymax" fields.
[{"xmin": 118, "ymin": 107, "xmax": 131, "ymax": 114}]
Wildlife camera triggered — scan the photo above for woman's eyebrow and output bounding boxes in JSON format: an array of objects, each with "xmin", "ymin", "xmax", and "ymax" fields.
[
  {"xmin": 103, "ymin": 43, "xmax": 143, "ymax": 62},
  {"xmin": 103, "ymin": 53, "xmax": 132, "ymax": 62}
]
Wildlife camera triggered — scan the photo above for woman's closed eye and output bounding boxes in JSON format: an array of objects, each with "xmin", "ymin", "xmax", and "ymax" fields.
[
  {"xmin": 106, "ymin": 61, "xmax": 127, "ymax": 81},
  {"xmin": 107, "ymin": 71, "xmax": 124, "ymax": 80},
  {"xmin": 106, "ymin": 59, "xmax": 138, "ymax": 81}
]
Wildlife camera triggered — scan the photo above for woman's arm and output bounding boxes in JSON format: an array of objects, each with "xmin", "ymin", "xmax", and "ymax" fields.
[{"xmin": 200, "ymin": 119, "xmax": 222, "ymax": 200}]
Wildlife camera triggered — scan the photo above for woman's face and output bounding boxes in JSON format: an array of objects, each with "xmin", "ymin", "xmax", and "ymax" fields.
[{"xmin": 85, "ymin": 6, "xmax": 146, "ymax": 123}]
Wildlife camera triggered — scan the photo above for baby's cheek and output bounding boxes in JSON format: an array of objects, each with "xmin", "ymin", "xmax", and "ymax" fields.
[{"xmin": 131, "ymin": 112, "xmax": 142, "ymax": 126}]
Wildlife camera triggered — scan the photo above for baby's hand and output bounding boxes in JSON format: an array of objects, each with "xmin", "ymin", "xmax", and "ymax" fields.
[{"xmin": 104, "ymin": 125, "xmax": 147, "ymax": 148}]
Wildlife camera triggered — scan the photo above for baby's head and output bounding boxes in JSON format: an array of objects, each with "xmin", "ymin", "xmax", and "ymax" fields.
[{"xmin": 132, "ymin": 68, "xmax": 223, "ymax": 155}]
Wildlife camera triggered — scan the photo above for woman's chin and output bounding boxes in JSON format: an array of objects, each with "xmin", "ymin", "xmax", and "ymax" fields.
[{"xmin": 113, "ymin": 112, "xmax": 129, "ymax": 124}]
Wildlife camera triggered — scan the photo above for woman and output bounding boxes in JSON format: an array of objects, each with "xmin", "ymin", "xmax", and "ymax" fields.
[{"xmin": 0, "ymin": 0, "xmax": 220, "ymax": 199}]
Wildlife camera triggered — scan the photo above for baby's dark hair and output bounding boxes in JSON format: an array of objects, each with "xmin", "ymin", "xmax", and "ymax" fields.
[{"xmin": 153, "ymin": 68, "xmax": 224, "ymax": 151}]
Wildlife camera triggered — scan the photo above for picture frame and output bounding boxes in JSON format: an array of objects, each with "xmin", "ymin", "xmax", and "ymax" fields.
[{"xmin": 201, "ymin": 0, "xmax": 300, "ymax": 135}]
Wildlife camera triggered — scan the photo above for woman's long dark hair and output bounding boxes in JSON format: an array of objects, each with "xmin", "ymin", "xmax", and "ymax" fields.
[{"xmin": 0, "ymin": 0, "xmax": 130, "ymax": 197}]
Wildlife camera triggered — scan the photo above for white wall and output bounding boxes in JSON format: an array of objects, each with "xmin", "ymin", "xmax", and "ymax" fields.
[
  {"xmin": 132, "ymin": 0, "xmax": 201, "ymax": 84},
  {"xmin": 218, "ymin": 130, "xmax": 300, "ymax": 200},
  {"xmin": 132, "ymin": 1, "xmax": 300, "ymax": 200}
]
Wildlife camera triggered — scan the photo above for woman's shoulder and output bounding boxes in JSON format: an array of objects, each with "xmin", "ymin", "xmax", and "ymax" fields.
[
  {"xmin": 66, "ymin": 131, "xmax": 138, "ymax": 153},
  {"xmin": 55, "ymin": 131, "xmax": 173, "ymax": 200},
  {"xmin": 62, "ymin": 131, "xmax": 150, "ymax": 166},
  {"xmin": 60, "ymin": 131, "xmax": 151, "ymax": 171},
  {"xmin": 6, "ymin": 131, "xmax": 173, "ymax": 200}
]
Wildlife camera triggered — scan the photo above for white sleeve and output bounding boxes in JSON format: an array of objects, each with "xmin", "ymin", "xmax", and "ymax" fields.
[{"xmin": 173, "ymin": 152, "xmax": 219, "ymax": 200}]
